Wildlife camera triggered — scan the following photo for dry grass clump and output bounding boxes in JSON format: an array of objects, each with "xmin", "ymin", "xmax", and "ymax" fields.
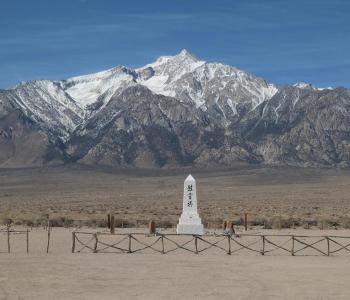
[
  {"xmin": 339, "ymin": 217, "xmax": 350, "ymax": 229},
  {"xmin": 1, "ymin": 215, "xmax": 347, "ymax": 231},
  {"xmin": 316, "ymin": 219, "xmax": 340, "ymax": 229},
  {"xmin": 156, "ymin": 220, "xmax": 174, "ymax": 229}
]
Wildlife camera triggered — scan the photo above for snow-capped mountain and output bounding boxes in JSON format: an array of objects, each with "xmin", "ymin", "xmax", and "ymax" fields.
[
  {"xmin": 138, "ymin": 49, "xmax": 277, "ymax": 110},
  {"xmin": 3, "ymin": 50, "xmax": 278, "ymax": 140},
  {"xmin": 5, "ymin": 66, "xmax": 138, "ymax": 140},
  {"xmin": 7, "ymin": 80, "xmax": 84, "ymax": 139},
  {"xmin": 1, "ymin": 49, "xmax": 350, "ymax": 168}
]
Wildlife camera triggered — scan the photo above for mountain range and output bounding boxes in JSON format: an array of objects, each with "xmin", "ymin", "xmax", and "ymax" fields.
[{"xmin": 1, "ymin": 49, "xmax": 350, "ymax": 168}]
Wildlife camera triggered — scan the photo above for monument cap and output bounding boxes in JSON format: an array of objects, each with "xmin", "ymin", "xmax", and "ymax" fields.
[{"xmin": 185, "ymin": 174, "xmax": 195, "ymax": 181}]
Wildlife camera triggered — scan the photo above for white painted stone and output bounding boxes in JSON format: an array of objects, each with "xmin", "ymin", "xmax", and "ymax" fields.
[{"xmin": 177, "ymin": 174, "xmax": 204, "ymax": 235}]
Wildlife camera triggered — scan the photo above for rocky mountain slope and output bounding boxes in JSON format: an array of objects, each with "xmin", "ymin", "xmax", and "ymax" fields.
[
  {"xmin": 1, "ymin": 49, "xmax": 349, "ymax": 168},
  {"xmin": 0, "ymin": 90, "xmax": 63, "ymax": 167}
]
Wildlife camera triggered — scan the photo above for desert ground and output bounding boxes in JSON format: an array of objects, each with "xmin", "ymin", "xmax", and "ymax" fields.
[
  {"xmin": 1, "ymin": 165, "xmax": 350, "ymax": 228},
  {"xmin": 1, "ymin": 227, "xmax": 350, "ymax": 299},
  {"xmin": 2, "ymin": 165, "xmax": 350, "ymax": 299}
]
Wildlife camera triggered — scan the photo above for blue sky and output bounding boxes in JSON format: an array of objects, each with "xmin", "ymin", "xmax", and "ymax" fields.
[{"xmin": 0, "ymin": 0, "xmax": 349, "ymax": 89}]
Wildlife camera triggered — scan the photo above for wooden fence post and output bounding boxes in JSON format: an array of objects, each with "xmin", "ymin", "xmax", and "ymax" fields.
[
  {"xmin": 93, "ymin": 233, "xmax": 98, "ymax": 253},
  {"xmin": 222, "ymin": 220, "xmax": 227, "ymax": 231},
  {"xmin": 26, "ymin": 229, "xmax": 29, "ymax": 254},
  {"xmin": 195, "ymin": 236, "xmax": 198, "ymax": 254},
  {"xmin": 128, "ymin": 234, "xmax": 132, "ymax": 253},
  {"xmin": 225, "ymin": 221, "xmax": 235, "ymax": 236},
  {"xmin": 46, "ymin": 221, "xmax": 51, "ymax": 254},
  {"xmin": 149, "ymin": 220, "xmax": 156, "ymax": 234},
  {"xmin": 326, "ymin": 237, "xmax": 330, "ymax": 256},
  {"xmin": 227, "ymin": 236, "xmax": 231, "ymax": 255},
  {"xmin": 7, "ymin": 227, "xmax": 10, "ymax": 253},
  {"xmin": 72, "ymin": 232, "xmax": 76, "ymax": 253},
  {"xmin": 244, "ymin": 213, "xmax": 248, "ymax": 231},
  {"xmin": 110, "ymin": 215, "xmax": 115, "ymax": 234},
  {"xmin": 291, "ymin": 235, "xmax": 295, "ymax": 256},
  {"xmin": 161, "ymin": 235, "xmax": 165, "ymax": 254},
  {"xmin": 107, "ymin": 214, "xmax": 111, "ymax": 229},
  {"xmin": 261, "ymin": 235, "xmax": 265, "ymax": 255}
]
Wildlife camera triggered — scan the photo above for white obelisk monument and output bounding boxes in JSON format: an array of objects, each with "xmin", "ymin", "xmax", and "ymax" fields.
[{"xmin": 177, "ymin": 174, "xmax": 204, "ymax": 235}]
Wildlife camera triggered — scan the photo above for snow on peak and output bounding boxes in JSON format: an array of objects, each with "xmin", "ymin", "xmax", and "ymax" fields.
[
  {"xmin": 10, "ymin": 79, "xmax": 85, "ymax": 138},
  {"xmin": 62, "ymin": 66, "xmax": 136, "ymax": 108},
  {"xmin": 50, "ymin": 50, "xmax": 277, "ymax": 112},
  {"xmin": 139, "ymin": 49, "xmax": 204, "ymax": 74},
  {"xmin": 317, "ymin": 87, "xmax": 334, "ymax": 91},
  {"xmin": 293, "ymin": 82, "xmax": 314, "ymax": 89},
  {"xmin": 134, "ymin": 51, "xmax": 278, "ymax": 109},
  {"xmin": 135, "ymin": 50, "xmax": 206, "ymax": 98},
  {"xmin": 293, "ymin": 82, "xmax": 333, "ymax": 91},
  {"xmin": 177, "ymin": 49, "xmax": 199, "ymax": 61}
]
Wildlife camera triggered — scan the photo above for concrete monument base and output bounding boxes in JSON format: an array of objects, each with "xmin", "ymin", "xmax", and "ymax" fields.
[{"xmin": 177, "ymin": 223, "xmax": 204, "ymax": 235}]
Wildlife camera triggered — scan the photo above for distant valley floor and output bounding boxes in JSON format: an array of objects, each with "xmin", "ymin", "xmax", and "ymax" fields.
[{"xmin": 1, "ymin": 165, "xmax": 350, "ymax": 229}]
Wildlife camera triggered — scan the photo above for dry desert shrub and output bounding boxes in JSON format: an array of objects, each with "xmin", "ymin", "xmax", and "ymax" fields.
[
  {"xmin": 247, "ymin": 217, "xmax": 301, "ymax": 229},
  {"xmin": 113, "ymin": 219, "xmax": 134, "ymax": 228},
  {"xmin": 302, "ymin": 219, "xmax": 318, "ymax": 229},
  {"xmin": 234, "ymin": 217, "xmax": 245, "ymax": 226},
  {"xmin": 318, "ymin": 219, "xmax": 339, "ymax": 229},
  {"xmin": 48, "ymin": 217, "xmax": 74, "ymax": 227},
  {"xmin": 340, "ymin": 217, "xmax": 350, "ymax": 229},
  {"xmin": 156, "ymin": 220, "xmax": 173, "ymax": 229},
  {"xmin": 249, "ymin": 217, "xmax": 267, "ymax": 227},
  {"xmin": 280, "ymin": 217, "xmax": 300, "ymax": 229}
]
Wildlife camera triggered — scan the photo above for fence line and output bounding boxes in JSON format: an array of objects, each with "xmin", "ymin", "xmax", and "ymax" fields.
[
  {"xmin": 71, "ymin": 231, "xmax": 350, "ymax": 256},
  {"xmin": 2, "ymin": 229, "xmax": 350, "ymax": 256},
  {"xmin": 0, "ymin": 229, "xmax": 29, "ymax": 253}
]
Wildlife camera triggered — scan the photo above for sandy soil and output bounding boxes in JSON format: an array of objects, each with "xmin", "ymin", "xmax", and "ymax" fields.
[
  {"xmin": 1, "ymin": 227, "xmax": 350, "ymax": 299},
  {"xmin": 1, "ymin": 166, "xmax": 350, "ymax": 299}
]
